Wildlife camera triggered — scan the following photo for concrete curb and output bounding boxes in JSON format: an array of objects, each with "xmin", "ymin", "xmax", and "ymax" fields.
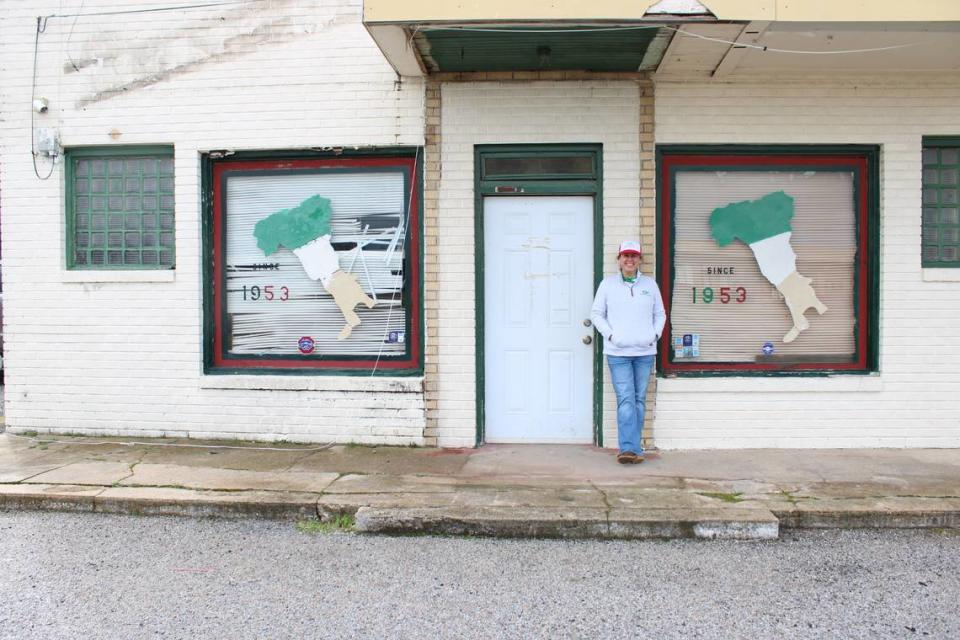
[
  {"xmin": 3, "ymin": 484, "xmax": 959, "ymax": 539},
  {"xmin": 352, "ymin": 506, "xmax": 780, "ymax": 540},
  {"xmin": 0, "ymin": 485, "xmax": 319, "ymax": 520}
]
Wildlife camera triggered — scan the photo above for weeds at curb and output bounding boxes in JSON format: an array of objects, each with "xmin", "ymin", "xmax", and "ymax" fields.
[{"xmin": 296, "ymin": 514, "xmax": 355, "ymax": 534}]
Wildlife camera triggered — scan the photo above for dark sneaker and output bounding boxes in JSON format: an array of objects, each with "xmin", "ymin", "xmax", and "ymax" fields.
[{"xmin": 617, "ymin": 451, "xmax": 638, "ymax": 464}]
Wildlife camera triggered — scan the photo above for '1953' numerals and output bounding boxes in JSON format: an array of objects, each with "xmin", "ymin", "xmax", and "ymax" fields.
[
  {"xmin": 692, "ymin": 286, "xmax": 746, "ymax": 304},
  {"xmin": 242, "ymin": 285, "xmax": 289, "ymax": 301}
]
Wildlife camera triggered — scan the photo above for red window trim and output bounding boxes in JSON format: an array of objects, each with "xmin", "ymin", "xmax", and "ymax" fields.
[
  {"xmin": 210, "ymin": 155, "xmax": 421, "ymax": 371},
  {"xmin": 658, "ymin": 153, "xmax": 871, "ymax": 374}
]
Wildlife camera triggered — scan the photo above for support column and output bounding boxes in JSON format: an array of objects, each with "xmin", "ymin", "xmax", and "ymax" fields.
[
  {"xmin": 422, "ymin": 77, "xmax": 441, "ymax": 445},
  {"xmin": 638, "ymin": 78, "xmax": 659, "ymax": 449}
]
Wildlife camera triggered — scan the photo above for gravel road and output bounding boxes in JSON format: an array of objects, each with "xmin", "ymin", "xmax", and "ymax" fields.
[{"xmin": 1, "ymin": 511, "xmax": 957, "ymax": 639}]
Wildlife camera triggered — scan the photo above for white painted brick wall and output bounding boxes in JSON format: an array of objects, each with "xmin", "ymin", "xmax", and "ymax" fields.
[
  {"xmin": 0, "ymin": 0, "xmax": 427, "ymax": 444},
  {"xmin": 438, "ymin": 81, "xmax": 642, "ymax": 448},
  {"xmin": 655, "ymin": 76, "xmax": 960, "ymax": 448}
]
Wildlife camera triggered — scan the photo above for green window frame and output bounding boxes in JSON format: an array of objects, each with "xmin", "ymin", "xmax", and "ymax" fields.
[
  {"xmin": 922, "ymin": 137, "xmax": 960, "ymax": 267},
  {"xmin": 65, "ymin": 146, "xmax": 175, "ymax": 270}
]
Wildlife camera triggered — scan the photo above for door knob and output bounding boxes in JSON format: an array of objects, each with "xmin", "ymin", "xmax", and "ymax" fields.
[
  {"xmin": 583, "ymin": 318, "xmax": 592, "ymax": 327},
  {"xmin": 582, "ymin": 335, "xmax": 592, "ymax": 345}
]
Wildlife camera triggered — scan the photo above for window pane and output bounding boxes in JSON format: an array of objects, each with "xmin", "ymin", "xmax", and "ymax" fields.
[
  {"xmin": 484, "ymin": 155, "xmax": 594, "ymax": 177},
  {"xmin": 222, "ymin": 170, "xmax": 409, "ymax": 359},
  {"xmin": 68, "ymin": 149, "xmax": 174, "ymax": 269},
  {"xmin": 669, "ymin": 169, "xmax": 857, "ymax": 365}
]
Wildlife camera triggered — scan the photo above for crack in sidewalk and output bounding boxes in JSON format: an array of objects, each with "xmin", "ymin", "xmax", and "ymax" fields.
[
  {"xmin": 112, "ymin": 450, "xmax": 149, "ymax": 486},
  {"xmin": 589, "ymin": 481, "xmax": 613, "ymax": 534}
]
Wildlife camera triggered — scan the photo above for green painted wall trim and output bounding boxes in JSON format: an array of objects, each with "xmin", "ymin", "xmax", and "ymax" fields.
[{"xmin": 474, "ymin": 144, "xmax": 604, "ymax": 447}]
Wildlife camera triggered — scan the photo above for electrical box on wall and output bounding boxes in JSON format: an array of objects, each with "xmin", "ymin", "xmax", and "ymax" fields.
[{"xmin": 35, "ymin": 128, "xmax": 61, "ymax": 156}]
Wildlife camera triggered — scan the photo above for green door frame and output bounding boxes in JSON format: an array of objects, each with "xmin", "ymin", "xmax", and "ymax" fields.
[{"xmin": 474, "ymin": 144, "xmax": 604, "ymax": 446}]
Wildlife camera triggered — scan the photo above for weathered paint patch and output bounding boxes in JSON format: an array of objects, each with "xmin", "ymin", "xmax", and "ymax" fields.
[{"xmin": 69, "ymin": 5, "xmax": 355, "ymax": 108}]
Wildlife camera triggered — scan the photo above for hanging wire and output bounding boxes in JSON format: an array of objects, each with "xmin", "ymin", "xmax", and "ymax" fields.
[
  {"xmin": 370, "ymin": 145, "xmax": 421, "ymax": 375},
  {"xmin": 419, "ymin": 24, "xmax": 921, "ymax": 56},
  {"xmin": 43, "ymin": 0, "xmax": 264, "ymax": 19},
  {"xmin": 64, "ymin": 0, "xmax": 87, "ymax": 72},
  {"xmin": 31, "ymin": 16, "xmax": 56, "ymax": 181},
  {"xmin": 663, "ymin": 25, "xmax": 919, "ymax": 55},
  {"xmin": 30, "ymin": 0, "xmax": 267, "ymax": 179}
]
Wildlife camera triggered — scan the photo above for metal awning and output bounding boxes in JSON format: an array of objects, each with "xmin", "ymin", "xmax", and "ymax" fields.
[
  {"xmin": 363, "ymin": 0, "xmax": 718, "ymax": 76},
  {"xmin": 363, "ymin": 1, "xmax": 960, "ymax": 78}
]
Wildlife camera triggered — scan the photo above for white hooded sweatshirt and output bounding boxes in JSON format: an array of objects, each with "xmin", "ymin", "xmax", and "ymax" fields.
[{"xmin": 590, "ymin": 273, "xmax": 666, "ymax": 357}]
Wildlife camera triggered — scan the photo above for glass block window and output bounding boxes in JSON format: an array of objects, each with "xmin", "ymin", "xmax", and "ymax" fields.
[
  {"xmin": 67, "ymin": 147, "xmax": 175, "ymax": 269},
  {"xmin": 922, "ymin": 139, "xmax": 960, "ymax": 267},
  {"xmin": 206, "ymin": 152, "xmax": 422, "ymax": 373},
  {"xmin": 658, "ymin": 148, "xmax": 878, "ymax": 375}
]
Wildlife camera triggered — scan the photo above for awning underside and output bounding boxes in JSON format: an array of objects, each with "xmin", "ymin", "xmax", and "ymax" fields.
[{"xmin": 412, "ymin": 26, "xmax": 674, "ymax": 73}]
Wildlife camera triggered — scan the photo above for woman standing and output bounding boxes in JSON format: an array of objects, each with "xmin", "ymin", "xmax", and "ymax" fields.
[{"xmin": 590, "ymin": 240, "xmax": 667, "ymax": 464}]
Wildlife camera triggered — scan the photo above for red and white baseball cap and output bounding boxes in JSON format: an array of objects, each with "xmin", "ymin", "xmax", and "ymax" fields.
[{"xmin": 618, "ymin": 240, "xmax": 642, "ymax": 256}]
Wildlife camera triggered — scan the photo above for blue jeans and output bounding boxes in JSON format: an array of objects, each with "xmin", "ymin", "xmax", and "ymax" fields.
[{"xmin": 607, "ymin": 355, "xmax": 655, "ymax": 455}]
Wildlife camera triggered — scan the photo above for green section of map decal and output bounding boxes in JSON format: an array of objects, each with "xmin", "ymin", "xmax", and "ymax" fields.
[
  {"xmin": 709, "ymin": 191, "xmax": 794, "ymax": 247},
  {"xmin": 254, "ymin": 194, "xmax": 333, "ymax": 255}
]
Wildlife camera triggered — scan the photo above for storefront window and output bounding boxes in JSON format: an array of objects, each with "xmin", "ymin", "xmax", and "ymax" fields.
[
  {"xmin": 657, "ymin": 148, "xmax": 878, "ymax": 374},
  {"xmin": 206, "ymin": 153, "xmax": 421, "ymax": 373}
]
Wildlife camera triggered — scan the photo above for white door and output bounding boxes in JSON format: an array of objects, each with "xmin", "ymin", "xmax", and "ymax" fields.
[{"xmin": 484, "ymin": 196, "xmax": 595, "ymax": 443}]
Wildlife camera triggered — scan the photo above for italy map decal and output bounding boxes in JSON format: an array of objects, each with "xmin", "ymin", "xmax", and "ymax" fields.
[
  {"xmin": 709, "ymin": 191, "xmax": 828, "ymax": 343},
  {"xmin": 253, "ymin": 195, "xmax": 375, "ymax": 341}
]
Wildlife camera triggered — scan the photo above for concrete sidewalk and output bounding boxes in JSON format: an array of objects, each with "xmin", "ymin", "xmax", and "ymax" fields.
[{"xmin": 1, "ymin": 432, "xmax": 959, "ymax": 540}]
